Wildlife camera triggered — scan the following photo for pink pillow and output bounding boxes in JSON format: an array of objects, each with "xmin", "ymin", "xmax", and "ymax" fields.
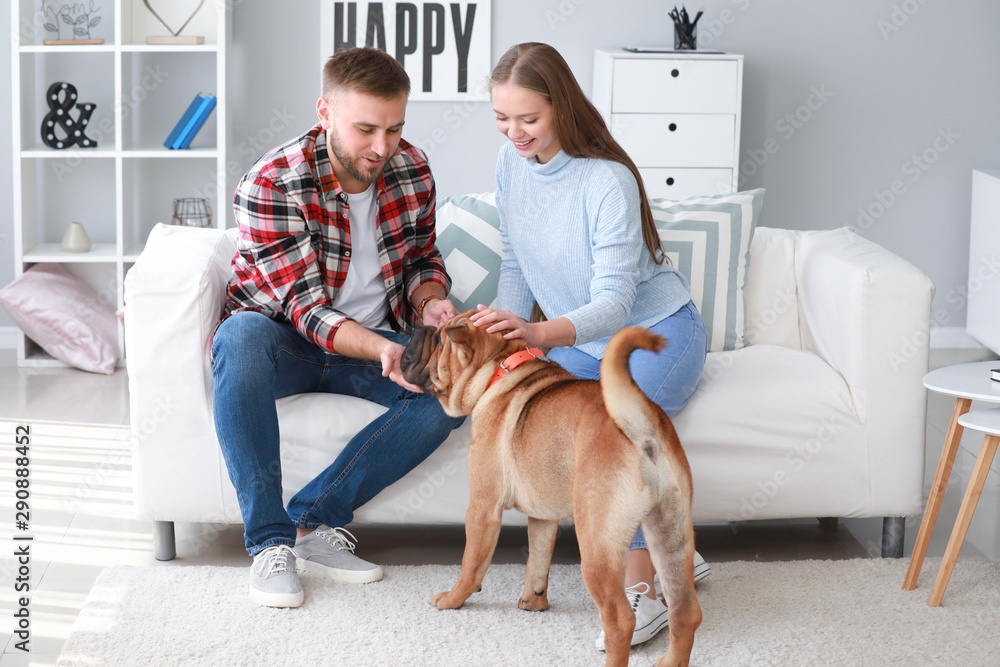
[{"xmin": 0, "ymin": 264, "xmax": 119, "ymax": 374}]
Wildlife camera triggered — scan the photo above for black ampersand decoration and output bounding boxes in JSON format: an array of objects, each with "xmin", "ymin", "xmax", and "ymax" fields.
[{"xmin": 40, "ymin": 82, "xmax": 97, "ymax": 149}]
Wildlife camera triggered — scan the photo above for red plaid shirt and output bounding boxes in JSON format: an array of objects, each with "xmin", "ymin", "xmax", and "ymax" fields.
[{"xmin": 221, "ymin": 123, "xmax": 450, "ymax": 353}]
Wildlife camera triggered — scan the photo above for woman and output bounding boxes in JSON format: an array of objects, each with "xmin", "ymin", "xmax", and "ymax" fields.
[{"xmin": 471, "ymin": 42, "xmax": 710, "ymax": 651}]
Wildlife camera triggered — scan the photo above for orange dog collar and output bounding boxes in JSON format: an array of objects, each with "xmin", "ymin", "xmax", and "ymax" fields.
[{"xmin": 488, "ymin": 348, "xmax": 547, "ymax": 388}]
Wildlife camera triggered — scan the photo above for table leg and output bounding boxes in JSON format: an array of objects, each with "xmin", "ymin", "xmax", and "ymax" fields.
[
  {"xmin": 903, "ymin": 396, "xmax": 972, "ymax": 590},
  {"xmin": 928, "ymin": 433, "xmax": 1000, "ymax": 607}
]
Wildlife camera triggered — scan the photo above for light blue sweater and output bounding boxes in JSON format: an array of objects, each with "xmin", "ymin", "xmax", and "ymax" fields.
[{"xmin": 495, "ymin": 142, "xmax": 692, "ymax": 358}]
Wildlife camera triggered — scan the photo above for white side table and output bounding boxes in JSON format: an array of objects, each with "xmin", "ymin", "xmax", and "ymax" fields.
[
  {"xmin": 924, "ymin": 409, "xmax": 1000, "ymax": 606},
  {"xmin": 903, "ymin": 361, "xmax": 1000, "ymax": 604}
]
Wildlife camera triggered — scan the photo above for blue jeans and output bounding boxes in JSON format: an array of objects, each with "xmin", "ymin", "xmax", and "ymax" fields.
[
  {"xmin": 212, "ymin": 311, "xmax": 464, "ymax": 556},
  {"xmin": 548, "ymin": 301, "xmax": 707, "ymax": 550}
]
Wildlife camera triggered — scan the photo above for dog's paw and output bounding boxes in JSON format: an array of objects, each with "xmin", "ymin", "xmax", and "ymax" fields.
[
  {"xmin": 431, "ymin": 591, "xmax": 464, "ymax": 610},
  {"xmin": 517, "ymin": 594, "xmax": 549, "ymax": 612}
]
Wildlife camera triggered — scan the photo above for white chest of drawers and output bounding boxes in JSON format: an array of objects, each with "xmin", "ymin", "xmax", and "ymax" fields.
[{"xmin": 592, "ymin": 49, "xmax": 744, "ymax": 200}]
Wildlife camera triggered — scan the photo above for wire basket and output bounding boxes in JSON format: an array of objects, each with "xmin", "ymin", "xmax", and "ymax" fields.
[{"xmin": 171, "ymin": 198, "xmax": 213, "ymax": 228}]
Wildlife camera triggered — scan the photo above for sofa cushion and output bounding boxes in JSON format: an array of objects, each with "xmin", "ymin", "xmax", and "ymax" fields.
[
  {"xmin": 744, "ymin": 227, "xmax": 801, "ymax": 349},
  {"xmin": 275, "ymin": 393, "xmax": 482, "ymax": 525},
  {"xmin": 435, "ymin": 193, "xmax": 502, "ymax": 312},
  {"xmin": 651, "ymin": 189, "xmax": 765, "ymax": 352},
  {"xmin": 674, "ymin": 344, "xmax": 867, "ymax": 523}
]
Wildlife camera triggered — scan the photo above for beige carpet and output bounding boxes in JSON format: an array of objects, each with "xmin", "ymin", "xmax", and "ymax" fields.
[{"xmin": 57, "ymin": 558, "xmax": 1000, "ymax": 666}]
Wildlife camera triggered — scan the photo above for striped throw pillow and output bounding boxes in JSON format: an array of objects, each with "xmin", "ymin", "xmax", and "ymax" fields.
[
  {"xmin": 651, "ymin": 189, "xmax": 765, "ymax": 352},
  {"xmin": 435, "ymin": 193, "xmax": 502, "ymax": 312}
]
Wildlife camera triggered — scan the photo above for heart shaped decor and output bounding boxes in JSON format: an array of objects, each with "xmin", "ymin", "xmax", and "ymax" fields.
[{"xmin": 142, "ymin": 0, "xmax": 206, "ymax": 37}]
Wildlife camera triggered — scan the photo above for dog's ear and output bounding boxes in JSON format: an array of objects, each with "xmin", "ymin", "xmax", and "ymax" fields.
[{"xmin": 444, "ymin": 322, "xmax": 475, "ymax": 360}]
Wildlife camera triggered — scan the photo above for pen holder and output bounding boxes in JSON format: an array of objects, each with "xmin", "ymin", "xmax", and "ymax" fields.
[{"xmin": 674, "ymin": 23, "xmax": 696, "ymax": 50}]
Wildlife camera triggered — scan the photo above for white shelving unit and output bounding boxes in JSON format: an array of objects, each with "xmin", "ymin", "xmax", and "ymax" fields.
[
  {"xmin": 10, "ymin": 0, "xmax": 229, "ymax": 367},
  {"xmin": 592, "ymin": 49, "xmax": 744, "ymax": 200}
]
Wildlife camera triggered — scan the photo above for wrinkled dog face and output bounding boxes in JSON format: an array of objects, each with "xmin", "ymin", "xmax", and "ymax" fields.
[{"xmin": 401, "ymin": 311, "xmax": 523, "ymax": 417}]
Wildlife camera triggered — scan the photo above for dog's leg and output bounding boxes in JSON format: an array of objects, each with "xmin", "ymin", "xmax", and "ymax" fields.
[
  {"xmin": 642, "ymin": 503, "xmax": 702, "ymax": 667},
  {"xmin": 519, "ymin": 517, "xmax": 558, "ymax": 611},
  {"xmin": 432, "ymin": 498, "xmax": 504, "ymax": 610},
  {"xmin": 576, "ymin": 517, "xmax": 634, "ymax": 667}
]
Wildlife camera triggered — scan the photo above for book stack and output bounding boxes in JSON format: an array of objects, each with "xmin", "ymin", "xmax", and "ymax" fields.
[{"xmin": 164, "ymin": 93, "xmax": 217, "ymax": 149}]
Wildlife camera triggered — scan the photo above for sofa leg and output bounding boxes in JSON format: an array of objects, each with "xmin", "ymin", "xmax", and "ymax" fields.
[
  {"xmin": 881, "ymin": 517, "xmax": 905, "ymax": 558},
  {"xmin": 153, "ymin": 521, "xmax": 177, "ymax": 561}
]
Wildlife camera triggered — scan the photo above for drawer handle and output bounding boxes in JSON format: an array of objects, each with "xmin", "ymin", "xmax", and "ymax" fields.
[
  {"xmin": 666, "ymin": 177, "xmax": 675, "ymax": 186},
  {"xmin": 671, "ymin": 69, "xmax": 679, "ymax": 78},
  {"xmin": 668, "ymin": 123, "xmax": 677, "ymax": 132}
]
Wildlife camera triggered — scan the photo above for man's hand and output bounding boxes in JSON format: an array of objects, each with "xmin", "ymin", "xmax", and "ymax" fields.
[
  {"xmin": 421, "ymin": 297, "xmax": 460, "ymax": 327},
  {"xmin": 379, "ymin": 340, "xmax": 424, "ymax": 393}
]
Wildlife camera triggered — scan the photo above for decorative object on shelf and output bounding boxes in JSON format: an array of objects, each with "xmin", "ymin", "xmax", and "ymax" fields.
[
  {"xmin": 164, "ymin": 94, "xmax": 204, "ymax": 148},
  {"xmin": 41, "ymin": 0, "xmax": 105, "ymax": 45},
  {"xmin": 60, "ymin": 221, "xmax": 93, "ymax": 253},
  {"xmin": 40, "ymin": 82, "xmax": 98, "ymax": 149},
  {"xmin": 171, "ymin": 198, "xmax": 213, "ymax": 228},
  {"xmin": 142, "ymin": 0, "xmax": 206, "ymax": 45},
  {"xmin": 164, "ymin": 93, "xmax": 217, "ymax": 149},
  {"xmin": 668, "ymin": 5, "xmax": 703, "ymax": 50}
]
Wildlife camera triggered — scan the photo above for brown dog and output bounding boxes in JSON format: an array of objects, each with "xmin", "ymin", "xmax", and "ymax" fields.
[{"xmin": 400, "ymin": 312, "xmax": 701, "ymax": 667}]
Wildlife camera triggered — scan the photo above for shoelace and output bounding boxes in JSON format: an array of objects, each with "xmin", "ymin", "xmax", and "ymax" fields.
[
  {"xmin": 625, "ymin": 581, "xmax": 653, "ymax": 612},
  {"xmin": 253, "ymin": 545, "xmax": 296, "ymax": 578},
  {"xmin": 315, "ymin": 526, "xmax": 359, "ymax": 553}
]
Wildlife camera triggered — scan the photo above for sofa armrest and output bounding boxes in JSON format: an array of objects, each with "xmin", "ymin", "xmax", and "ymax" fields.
[
  {"xmin": 795, "ymin": 227, "xmax": 935, "ymax": 514},
  {"xmin": 123, "ymin": 223, "xmax": 236, "ymax": 519}
]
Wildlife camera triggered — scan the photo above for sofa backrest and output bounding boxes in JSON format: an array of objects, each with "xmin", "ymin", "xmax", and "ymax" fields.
[
  {"xmin": 744, "ymin": 227, "xmax": 802, "ymax": 349},
  {"xmin": 435, "ymin": 194, "xmax": 803, "ymax": 352},
  {"xmin": 193, "ymin": 195, "xmax": 804, "ymax": 353}
]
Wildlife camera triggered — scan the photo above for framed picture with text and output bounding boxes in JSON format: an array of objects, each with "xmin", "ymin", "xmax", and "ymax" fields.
[{"xmin": 320, "ymin": 0, "xmax": 492, "ymax": 102}]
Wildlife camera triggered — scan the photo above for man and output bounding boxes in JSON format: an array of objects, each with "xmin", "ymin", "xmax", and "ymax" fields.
[{"xmin": 212, "ymin": 47, "xmax": 462, "ymax": 608}]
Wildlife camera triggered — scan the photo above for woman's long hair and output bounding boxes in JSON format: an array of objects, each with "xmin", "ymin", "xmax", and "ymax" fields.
[{"xmin": 489, "ymin": 42, "xmax": 666, "ymax": 264}]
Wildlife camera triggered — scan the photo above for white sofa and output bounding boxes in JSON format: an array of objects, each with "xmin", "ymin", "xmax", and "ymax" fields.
[{"xmin": 124, "ymin": 200, "xmax": 935, "ymax": 561}]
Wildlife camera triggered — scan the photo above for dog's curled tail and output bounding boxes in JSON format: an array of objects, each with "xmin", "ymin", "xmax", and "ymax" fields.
[{"xmin": 599, "ymin": 327, "xmax": 667, "ymax": 451}]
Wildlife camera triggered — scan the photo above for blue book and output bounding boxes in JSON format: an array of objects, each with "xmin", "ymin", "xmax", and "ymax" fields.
[
  {"xmin": 173, "ymin": 94, "xmax": 217, "ymax": 150},
  {"xmin": 164, "ymin": 94, "xmax": 204, "ymax": 149},
  {"xmin": 180, "ymin": 95, "xmax": 217, "ymax": 149}
]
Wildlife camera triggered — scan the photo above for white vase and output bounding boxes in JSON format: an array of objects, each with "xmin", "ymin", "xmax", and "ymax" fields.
[{"xmin": 60, "ymin": 221, "xmax": 92, "ymax": 253}]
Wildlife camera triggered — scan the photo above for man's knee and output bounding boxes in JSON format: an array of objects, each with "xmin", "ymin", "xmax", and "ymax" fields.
[{"xmin": 213, "ymin": 312, "xmax": 280, "ymax": 362}]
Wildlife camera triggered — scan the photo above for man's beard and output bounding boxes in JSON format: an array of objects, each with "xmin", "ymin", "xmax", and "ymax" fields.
[{"xmin": 327, "ymin": 128, "xmax": 388, "ymax": 185}]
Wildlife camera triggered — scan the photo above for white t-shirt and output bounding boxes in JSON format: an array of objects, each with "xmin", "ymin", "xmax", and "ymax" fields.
[{"xmin": 331, "ymin": 184, "xmax": 390, "ymax": 329}]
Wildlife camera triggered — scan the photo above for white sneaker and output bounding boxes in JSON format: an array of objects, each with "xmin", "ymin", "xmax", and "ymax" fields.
[
  {"xmin": 693, "ymin": 551, "xmax": 711, "ymax": 583},
  {"xmin": 249, "ymin": 545, "xmax": 303, "ymax": 608},
  {"xmin": 595, "ymin": 582, "xmax": 669, "ymax": 651},
  {"xmin": 295, "ymin": 526, "xmax": 384, "ymax": 584}
]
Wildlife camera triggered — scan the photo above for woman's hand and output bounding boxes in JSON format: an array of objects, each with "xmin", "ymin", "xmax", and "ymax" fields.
[
  {"xmin": 472, "ymin": 305, "xmax": 578, "ymax": 349},
  {"xmin": 470, "ymin": 305, "xmax": 539, "ymax": 345}
]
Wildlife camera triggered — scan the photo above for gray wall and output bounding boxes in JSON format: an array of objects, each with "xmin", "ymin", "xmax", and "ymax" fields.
[
  {"xmin": 0, "ymin": 5, "xmax": 11, "ymax": 332},
  {"xmin": 3, "ymin": 0, "xmax": 1000, "ymax": 338}
]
